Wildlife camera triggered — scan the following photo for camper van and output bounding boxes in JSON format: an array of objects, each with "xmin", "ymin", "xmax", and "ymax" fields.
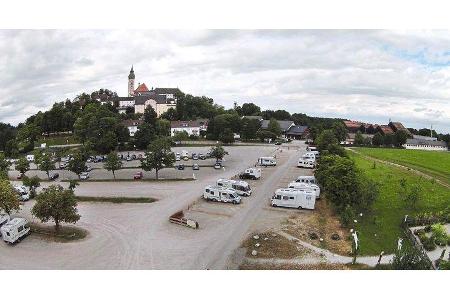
[
  {"xmin": 258, "ymin": 157, "xmax": 277, "ymax": 167},
  {"xmin": 216, "ymin": 179, "xmax": 252, "ymax": 196},
  {"xmin": 297, "ymin": 158, "xmax": 315, "ymax": 169},
  {"xmin": 288, "ymin": 181, "xmax": 321, "ymax": 198},
  {"xmin": 295, "ymin": 176, "xmax": 316, "ymax": 185},
  {"xmin": 239, "ymin": 168, "xmax": 261, "ymax": 180},
  {"xmin": 271, "ymin": 188, "xmax": 316, "ymax": 210},
  {"xmin": 1, "ymin": 218, "xmax": 30, "ymax": 244},
  {"xmin": 302, "ymin": 152, "xmax": 317, "ymax": 159},
  {"xmin": 307, "ymin": 146, "xmax": 317, "ymax": 152},
  {"xmin": 203, "ymin": 185, "xmax": 242, "ymax": 204}
]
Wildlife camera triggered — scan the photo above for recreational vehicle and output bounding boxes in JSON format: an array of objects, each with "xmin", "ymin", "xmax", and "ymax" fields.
[
  {"xmin": 1, "ymin": 218, "xmax": 30, "ymax": 244},
  {"xmin": 295, "ymin": 176, "xmax": 316, "ymax": 185},
  {"xmin": 203, "ymin": 185, "xmax": 241, "ymax": 204},
  {"xmin": 306, "ymin": 146, "xmax": 317, "ymax": 152},
  {"xmin": 303, "ymin": 152, "xmax": 316, "ymax": 159},
  {"xmin": 239, "ymin": 168, "xmax": 261, "ymax": 180},
  {"xmin": 216, "ymin": 179, "xmax": 252, "ymax": 196},
  {"xmin": 288, "ymin": 181, "xmax": 321, "ymax": 198},
  {"xmin": 271, "ymin": 188, "xmax": 316, "ymax": 210},
  {"xmin": 258, "ymin": 157, "xmax": 277, "ymax": 167},
  {"xmin": 297, "ymin": 158, "xmax": 315, "ymax": 169},
  {"xmin": 14, "ymin": 186, "xmax": 30, "ymax": 201}
]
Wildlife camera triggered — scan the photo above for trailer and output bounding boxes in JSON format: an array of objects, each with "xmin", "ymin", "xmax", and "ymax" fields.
[
  {"xmin": 288, "ymin": 181, "xmax": 321, "ymax": 198},
  {"xmin": 297, "ymin": 158, "xmax": 315, "ymax": 169},
  {"xmin": 271, "ymin": 188, "xmax": 316, "ymax": 210},
  {"xmin": 239, "ymin": 168, "xmax": 261, "ymax": 180},
  {"xmin": 169, "ymin": 211, "xmax": 199, "ymax": 229},
  {"xmin": 217, "ymin": 178, "xmax": 252, "ymax": 196},
  {"xmin": 1, "ymin": 218, "xmax": 30, "ymax": 244},
  {"xmin": 203, "ymin": 185, "xmax": 241, "ymax": 204},
  {"xmin": 295, "ymin": 176, "xmax": 316, "ymax": 185},
  {"xmin": 258, "ymin": 157, "xmax": 277, "ymax": 167}
]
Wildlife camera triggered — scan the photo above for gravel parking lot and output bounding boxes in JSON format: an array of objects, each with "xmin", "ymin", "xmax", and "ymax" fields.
[{"xmin": 1, "ymin": 142, "xmax": 313, "ymax": 269}]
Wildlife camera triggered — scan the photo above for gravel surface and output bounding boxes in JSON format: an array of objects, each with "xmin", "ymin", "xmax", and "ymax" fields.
[{"xmin": 1, "ymin": 143, "xmax": 311, "ymax": 269}]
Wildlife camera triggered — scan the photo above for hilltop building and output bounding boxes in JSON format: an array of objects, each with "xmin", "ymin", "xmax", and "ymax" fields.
[{"xmin": 105, "ymin": 66, "xmax": 180, "ymax": 117}]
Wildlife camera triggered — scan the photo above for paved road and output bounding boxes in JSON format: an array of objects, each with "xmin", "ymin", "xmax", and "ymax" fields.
[{"xmin": 2, "ymin": 144, "xmax": 306, "ymax": 269}]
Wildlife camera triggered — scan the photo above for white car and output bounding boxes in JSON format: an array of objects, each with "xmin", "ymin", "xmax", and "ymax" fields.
[{"xmin": 80, "ymin": 172, "xmax": 90, "ymax": 180}]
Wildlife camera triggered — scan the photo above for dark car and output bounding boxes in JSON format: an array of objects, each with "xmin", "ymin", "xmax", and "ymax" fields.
[
  {"xmin": 17, "ymin": 173, "xmax": 24, "ymax": 179},
  {"xmin": 192, "ymin": 164, "xmax": 200, "ymax": 170},
  {"xmin": 49, "ymin": 173, "xmax": 60, "ymax": 181},
  {"xmin": 134, "ymin": 171, "xmax": 143, "ymax": 180},
  {"xmin": 275, "ymin": 141, "xmax": 282, "ymax": 145},
  {"xmin": 176, "ymin": 164, "xmax": 185, "ymax": 170}
]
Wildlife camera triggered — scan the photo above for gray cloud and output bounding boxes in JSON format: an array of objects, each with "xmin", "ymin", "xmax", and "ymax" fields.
[{"xmin": 0, "ymin": 30, "xmax": 449, "ymax": 132}]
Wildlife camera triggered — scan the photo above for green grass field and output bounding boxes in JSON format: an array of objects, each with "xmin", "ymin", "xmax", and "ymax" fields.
[
  {"xmin": 36, "ymin": 135, "xmax": 79, "ymax": 147},
  {"xmin": 353, "ymin": 147, "xmax": 450, "ymax": 186},
  {"xmin": 348, "ymin": 151, "xmax": 450, "ymax": 255}
]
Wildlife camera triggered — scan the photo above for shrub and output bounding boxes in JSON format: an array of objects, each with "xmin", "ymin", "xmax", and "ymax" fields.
[
  {"xmin": 414, "ymin": 228, "xmax": 425, "ymax": 236},
  {"xmin": 438, "ymin": 260, "xmax": 450, "ymax": 270},
  {"xmin": 424, "ymin": 225, "xmax": 432, "ymax": 233},
  {"xmin": 422, "ymin": 236, "xmax": 436, "ymax": 251},
  {"xmin": 431, "ymin": 224, "xmax": 448, "ymax": 246}
]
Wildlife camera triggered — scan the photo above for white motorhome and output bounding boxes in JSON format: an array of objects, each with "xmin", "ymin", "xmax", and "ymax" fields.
[
  {"xmin": 239, "ymin": 168, "xmax": 261, "ymax": 180},
  {"xmin": 26, "ymin": 155, "xmax": 34, "ymax": 162},
  {"xmin": 1, "ymin": 218, "xmax": 30, "ymax": 244},
  {"xmin": 258, "ymin": 157, "xmax": 277, "ymax": 167},
  {"xmin": 297, "ymin": 158, "xmax": 315, "ymax": 169},
  {"xmin": 271, "ymin": 188, "xmax": 316, "ymax": 210},
  {"xmin": 216, "ymin": 179, "xmax": 252, "ymax": 196},
  {"xmin": 307, "ymin": 146, "xmax": 317, "ymax": 152},
  {"xmin": 203, "ymin": 185, "xmax": 242, "ymax": 204},
  {"xmin": 295, "ymin": 176, "xmax": 316, "ymax": 185},
  {"xmin": 288, "ymin": 181, "xmax": 321, "ymax": 198}
]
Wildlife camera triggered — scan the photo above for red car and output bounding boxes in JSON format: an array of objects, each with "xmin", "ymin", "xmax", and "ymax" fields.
[{"xmin": 134, "ymin": 172, "xmax": 143, "ymax": 180}]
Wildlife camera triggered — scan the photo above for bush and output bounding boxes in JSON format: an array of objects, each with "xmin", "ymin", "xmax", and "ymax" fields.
[
  {"xmin": 414, "ymin": 228, "xmax": 425, "ymax": 237},
  {"xmin": 340, "ymin": 205, "xmax": 356, "ymax": 227},
  {"xmin": 438, "ymin": 260, "xmax": 450, "ymax": 270},
  {"xmin": 422, "ymin": 236, "xmax": 436, "ymax": 251},
  {"xmin": 424, "ymin": 225, "xmax": 432, "ymax": 233},
  {"xmin": 431, "ymin": 224, "xmax": 448, "ymax": 246}
]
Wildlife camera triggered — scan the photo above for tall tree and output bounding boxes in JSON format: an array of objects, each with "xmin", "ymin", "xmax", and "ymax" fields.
[
  {"xmin": 143, "ymin": 106, "xmax": 158, "ymax": 126},
  {"xmin": 134, "ymin": 123, "xmax": 156, "ymax": 149},
  {"xmin": 22, "ymin": 176, "xmax": 41, "ymax": 198},
  {"xmin": 354, "ymin": 131, "xmax": 365, "ymax": 145},
  {"xmin": 67, "ymin": 152, "xmax": 87, "ymax": 179},
  {"xmin": 219, "ymin": 128, "xmax": 235, "ymax": 144},
  {"xmin": 0, "ymin": 153, "xmax": 11, "ymax": 179},
  {"xmin": 0, "ymin": 180, "xmax": 20, "ymax": 215},
  {"xmin": 141, "ymin": 137, "xmax": 175, "ymax": 179},
  {"xmin": 267, "ymin": 118, "xmax": 282, "ymax": 136},
  {"xmin": 38, "ymin": 154, "xmax": 54, "ymax": 179},
  {"xmin": 241, "ymin": 103, "xmax": 261, "ymax": 116},
  {"xmin": 209, "ymin": 145, "xmax": 229, "ymax": 162},
  {"xmin": 15, "ymin": 157, "xmax": 30, "ymax": 176},
  {"xmin": 104, "ymin": 152, "xmax": 122, "ymax": 179},
  {"xmin": 32, "ymin": 185, "xmax": 80, "ymax": 230}
]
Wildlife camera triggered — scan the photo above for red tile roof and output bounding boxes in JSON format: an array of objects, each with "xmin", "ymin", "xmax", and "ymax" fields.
[{"xmin": 135, "ymin": 83, "xmax": 150, "ymax": 93}]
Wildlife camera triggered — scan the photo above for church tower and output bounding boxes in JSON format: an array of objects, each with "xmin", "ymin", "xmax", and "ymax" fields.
[{"xmin": 128, "ymin": 66, "xmax": 135, "ymax": 96}]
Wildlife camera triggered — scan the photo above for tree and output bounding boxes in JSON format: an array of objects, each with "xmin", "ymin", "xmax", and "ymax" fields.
[
  {"xmin": 332, "ymin": 122, "xmax": 348, "ymax": 142},
  {"xmin": 315, "ymin": 129, "xmax": 338, "ymax": 151},
  {"xmin": 38, "ymin": 154, "xmax": 54, "ymax": 179},
  {"xmin": 32, "ymin": 185, "xmax": 80, "ymax": 230},
  {"xmin": 141, "ymin": 137, "xmax": 175, "ymax": 179},
  {"xmin": 383, "ymin": 133, "xmax": 394, "ymax": 146},
  {"xmin": 241, "ymin": 118, "xmax": 261, "ymax": 140},
  {"xmin": 405, "ymin": 184, "xmax": 423, "ymax": 211},
  {"xmin": 4, "ymin": 139, "xmax": 19, "ymax": 158},
  {"xmin": 240, "ymin": 103, "xmax": 261, "ymax": 116},
  {"xmin": 15, "ymin": 157, "xmax": 30, "ymax": 176},
  {"xmin": 391, "ymin": 245, "xmax": 431, "ymax": 270},
  {"xmin": 0, "ymin": 180, "xmax": 20, "ymax": 215},
  {"xmin": 354, "ymin": 131, "xmax": 364, "ymax": 145},
  {"xmin": 394, "ymin": 130, "xmax": 409, "ymax": 147},
  {"xmin": 372, "ymin": 132, "xmax": 384, "ymax": 146},
  {"xmin": 67, "ymin": 152, "xmax": 87, "ymax": 179},
  {"xmin": 105, "ymin": 152, "xmax": 122, "ymax": 179},
  {"xmin": 0, "ymin": 153, "xmax": 11, "ymax": 178},
  {"xmin": 219, "ymin": 128, "xmax": 235, "ymax": 144},
  {"xmin": 68, "ymin": 180, "xmax": 79, "ymax": 191},
  {"xmin": 155, "ymin": 119, "xmax": 171, "ymax": 137},
  {"xmin": 22, "ymin": 176, "xmax": 41, "ymax": 198},
  {"xmin": 267, "ymin": 118, "xmax": 282, "ymax": 136},
  {"xmin": 143, "ymin": 106, "xmax": 157, "ymax": 125},
  {"xmin": 256, "ymin": 130, "xmax": 277, "ymax": 142},
  {"xmin": 134, "ymin": 123, "xmax": 156, "ymax": 149},
  {"xmin": 209, "ymin": 145, "xmax": 228, "ymax": 162},
  {"xmin": 173, "ymin": 131, "xmax": 190, "ymax": 141}
]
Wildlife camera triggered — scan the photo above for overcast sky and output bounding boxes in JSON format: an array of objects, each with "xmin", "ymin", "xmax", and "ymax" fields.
[{"xmin": 0, "ymin": 30, "xmax": 449, "ymax": 132}]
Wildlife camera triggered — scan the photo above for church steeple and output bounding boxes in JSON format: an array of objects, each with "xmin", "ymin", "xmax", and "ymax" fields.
[{"xmin": 128, "ymin": 65, "xmax": 135, "ymax": 96}]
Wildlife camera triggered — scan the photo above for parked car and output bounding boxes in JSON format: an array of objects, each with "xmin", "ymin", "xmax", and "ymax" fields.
[
  {"xmin": 86, "ymin": 166, "xmax": 93, "ymax": 172},
  {"xmin": 176, "ymin": 155, "xmax": 181, "ymax": 161},
  {"xmin": 80, "ymin": 172, "xmax": 90, "ymax": 180},
  {"xmin": 192, "ymin": 153, "xmax": 198, "ymax": 160},
  {"xmin": 49, "ymin": 173, "xmax": 59, "ymax": 181},
  {"xmin": 59, "ymin": 163, "xmax": 67, "ymax": 169},
  {"xmin": 214, "ymin": 163, "xmax": 222, "ymax": 170},
  {"xmin": 16, "ymin": 173, "xmax": 24, "ymax": 180},
  {"xmin": 126, "ymin": 156, "xmax": 132, "ymax": 162},
  {"xmin": 176, "ymin": 164, "xmax": 185, "ymax": 170},
  {"xmin": 134, "ymin": 171, "xmax": 143, "ymax": 180},
  {"xmin": 198, "ymin": 153, "xmax": 206, "ymax": 160},
  {"xmin": 192, "ymin": 164, "xmax": 200, "ymax": 170},
  {"xmin": 275, "ymin": 141, "xmax": 282, "ymax": 145}
]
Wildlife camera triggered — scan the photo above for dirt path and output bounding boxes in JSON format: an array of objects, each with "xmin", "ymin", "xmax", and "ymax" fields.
[
  {"xmin": 244, "ymin": 230, "xmax": 393, "ymax": 267},
  {"xmin": 347, "ymin": 148, "xmax": 450, "ymax": 189}
]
